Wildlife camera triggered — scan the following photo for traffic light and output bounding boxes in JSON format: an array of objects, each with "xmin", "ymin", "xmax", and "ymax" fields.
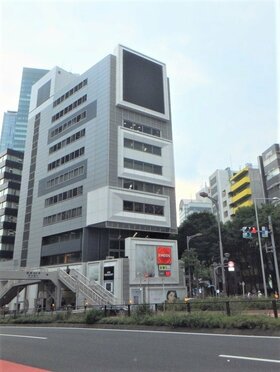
[
  {"xmin": 250, "ymin": 226, "xmax": 257, "ymax": 234},
  {"xmin": 242, "ymin": 226, "xmax": 251, "ymax": 238},
  {"xmin": 241, "ymin": 226, "xmax": 257, "ymax": 239},
  {"xmin": 227, "ymin": 261, "xmax": 235, "ymax": 272}
]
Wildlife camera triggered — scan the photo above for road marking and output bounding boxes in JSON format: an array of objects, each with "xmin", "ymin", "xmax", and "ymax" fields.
[
  {"xmin": 2, "ymin": 326, "xmax": 280, "ymax": 339},
  {"xmin": 0, "ymin": 333, "xmax": 47, "ymax": 340},
  {"xmin": 219, "ymin": 354, "xmax": 280, "ymax": 364},
  {"xmin": 0, "ymin": 359, "xmax": 50, "ymax": 371},
  {"xmin": 61, "ymin": 327, "xmax": 280, "ymax": 339}
]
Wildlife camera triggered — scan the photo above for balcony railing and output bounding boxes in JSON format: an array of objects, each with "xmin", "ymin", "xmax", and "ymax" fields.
[
  {"xmin": 230, "ymin": 188, "xmax": 252, "ymax": 205},
  {"xmin": 230, "ymin": 176, "xmax": 250, "ymax": 193}
]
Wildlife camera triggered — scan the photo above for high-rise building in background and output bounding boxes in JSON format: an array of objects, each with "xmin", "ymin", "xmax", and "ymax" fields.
[
  {"xmin": 12, "ymin": 67, "xmax": 49, "ymax": 152},
  {"xmin": 209, "ymin": 168, "xmax": 234, "ymax": 223},
  {"xmin": 258, "ymin": 143, "xmax": 280, "ymax": 200},
  {"xmin": 229, "ymin": 164, "xmax": 265, "ymax": 216},
  {"xmin": 179, "ymin": 187, "xmax": 212, "ymax": 225},
  {"xmin": 0, "ymin": 111, "xmax": 17, "ymax": 152},
  {"xmin": 13, "ymin": 45, "xmax": 177, "ymax": 268},
  {"xmin": 0, "ymin": 149, "xmax": 24, "ymax": 260}
]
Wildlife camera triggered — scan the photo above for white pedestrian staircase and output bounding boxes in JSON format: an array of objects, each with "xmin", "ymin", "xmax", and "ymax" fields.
[{"xmin": 58, "ymin": 268, "xmax": 118, "ymax": 306}]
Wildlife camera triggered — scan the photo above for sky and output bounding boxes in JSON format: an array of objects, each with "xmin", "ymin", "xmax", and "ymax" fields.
[{"xmin": 0, "ymin": 0, "xmax": 279, "ymax": 216}]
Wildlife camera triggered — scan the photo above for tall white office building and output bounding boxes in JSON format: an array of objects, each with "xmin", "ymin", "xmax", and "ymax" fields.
[
  {"xmin": 13, "ymin": 46, "xmax": 177, "ymax": 268},
  {"xmin": 209, "ymin": 168, "xmax": 234, "ymax": 223}
]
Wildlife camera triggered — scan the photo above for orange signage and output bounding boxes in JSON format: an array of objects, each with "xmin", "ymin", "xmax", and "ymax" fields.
[{"xmin": 157, "ymin": 246, "xmax": 172, "ymax": 265}]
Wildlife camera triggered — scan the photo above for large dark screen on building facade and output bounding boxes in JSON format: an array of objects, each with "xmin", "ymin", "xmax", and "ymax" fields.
[{"xmin": 123, "ymin": 50, "xmax": 165, "ymax": 114}]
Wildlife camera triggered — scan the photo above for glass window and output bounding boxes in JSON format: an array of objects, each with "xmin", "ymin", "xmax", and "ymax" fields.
[
  {"xmin": 143, "ymin": 163, "xmax": 153, "ymax": 173},
  {"xmin": 144, "ymin": 204, "xmax": 154, "ymax": 214},
  {"xmin": 155, "ymin": 205, "xmax": 164, "ymax": 215},
  {"xmin": 124, "ymin": 158, "xmax": 133, "ymax": 169},
  {"xmin": 123, "ymin": 201, "xmax": 133, "ymax": 211},
  {"xmin": 134, "ymin": 202, "xmax": 143, "ymax": 213},
  {"xmin": 124, "ymin": 180, "xmax": 133, "ymax": 189},
  {"xmin": 153, "ymin": 165, "xmax": 162, "ymax": 175},
  {"xmin": 134, "ymin": 181, "xmax": 144, "ymax": 191},
  {"xmin": 134, "ymin": 160, "xmax": 143, "ymax": 171}
]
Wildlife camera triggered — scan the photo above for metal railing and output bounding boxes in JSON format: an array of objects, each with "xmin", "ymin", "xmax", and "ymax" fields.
[
  {"xmin": 58, "ymin": 269, "xmax": 117, "ymax": 305},
  {"xmin": 0, "ymin": 280, "xmax": 19, "ymax": 298}
]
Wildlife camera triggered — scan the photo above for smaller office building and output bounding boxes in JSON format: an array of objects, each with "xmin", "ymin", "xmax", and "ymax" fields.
[
  {"xmin": 229, "ymin": 164, "xmax": 264, "ymax": 216},
  {"xmin": 258, "ymin": 143, "xmax": 280, "ymax": 200}
]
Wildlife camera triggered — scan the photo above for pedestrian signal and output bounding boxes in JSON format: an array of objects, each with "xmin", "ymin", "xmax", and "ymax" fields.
[{"xmin": 261, "ymin": 226, "xmax": 269, "ymax": 238}]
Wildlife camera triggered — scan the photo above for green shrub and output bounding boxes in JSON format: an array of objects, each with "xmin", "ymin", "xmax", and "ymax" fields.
[
  {"xmin": 132, "ymin": 304, "xmax": 153, "ymax": 318},
  {"xmin": 85, "ymin": 309, "xmax": 103, "ymax": 324}
]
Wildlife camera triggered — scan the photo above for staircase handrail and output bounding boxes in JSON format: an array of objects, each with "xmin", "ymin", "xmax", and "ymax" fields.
[
  {"xmin": 0, "ymin": 280, "xmax": 19, "ymax": 298},
  {"xmin": 70, "ymin": 269, "xmax": 118, "ymax": 304},
  {"xmin": 58, "ymin": 269, "xmax": 109, "ymax": 305}
]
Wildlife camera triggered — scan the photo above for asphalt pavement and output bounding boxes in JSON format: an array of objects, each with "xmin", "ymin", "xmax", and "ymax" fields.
[{"xmin": 1, "ymin": 326, "xmax": 280, "ymax": 371}]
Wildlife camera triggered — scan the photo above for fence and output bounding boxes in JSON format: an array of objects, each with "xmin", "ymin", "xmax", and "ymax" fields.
[
  {"xmin": 1, "ymin": 299, "xmax": 279, "ymax": 319},
  {"xmin": 79, "ymin": 299, "xmax": 279, "ymax": 318}
]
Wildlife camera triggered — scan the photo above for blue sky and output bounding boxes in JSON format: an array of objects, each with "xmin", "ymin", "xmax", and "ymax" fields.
[{"xmin": 0, "ymin": 0, "xmax": 279, "ymax": 210}]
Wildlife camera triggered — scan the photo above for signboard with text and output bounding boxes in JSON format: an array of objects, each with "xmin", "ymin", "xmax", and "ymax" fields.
[{"xmin": 157, "ymin": 246, "xmax": 172, "ymax": 265}]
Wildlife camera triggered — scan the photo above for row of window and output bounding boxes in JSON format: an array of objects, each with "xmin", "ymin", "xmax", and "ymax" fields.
[
  {"xmin": 42, "ymin": 230, "xmax": 82, "ymax": 245},
  {"xmin": 0, "ymin": 188, "xmax": 20, "ymax": 197},
  {"xmin": 0, "ymin": 229, "xmax": 15, "ymax": 236},
  {"xmin": 0, "ymin": 154, "xmax": 23, "ymax": 164},
  {"xmin": 50, "ymin": 111, "xmax": 87, "ymax": 138},
  {"xmin": 0, "ymin": 167, "xmax": 22, "ymax": 175},
  {"xmin": 48, "ymin": 147, "xmax": 85, "ymax": 171},
  {"xmin": 0, "ymin": 201, "xmax": 18, "ymax": 209},
  {"xmin": 123, "ymin": 119, "xmax": 160, "ymax": 137},
  {"xmin": 123, "ymin": 201, "xmax": 164, "ymax": 216},
  {"xmin": 0, "ymin": 215, "xmax": 17, "ymax": 223},
  {"xmin": 53, "ymin": 79, "xmax": 88, "ymax": 107},
  {"xmin": 49, "ymin": 129, "xmax": 85, "ymax": 154},
  {"xmin": 124, "ymin": 158, "xmax": 162, "ymax": 175},
  {"xmin": 46, "ymin": 165, "xmax": 85, "ymax": 189},
  {"xmin": 123, "ymin": 179, "xmax": 163, "ymax": 194},
  {"xmin": 267, "ymin": 167, "xmax": 280, "ymax": 181},
  {"xmin": 41, "ymin": 252, "xmax": 81, "ymax": 266},
  {"xmin": 124, "ymin": 138, "xmax": 161, "ymax": 156},
  {"xmin": 43, "ymin": 207, "xmax": 82, "ymax": 226},
  {"xmin": 51, "ymin": 95, "xmax": 87, "ymax": 123},
  {"xmin": 0, "ymin": 243, "xmax": 14, "ymax": 251},
  {"xmin": 210, "ymin": 177, "xmax": 217, "ymax": 187},
  {"xmin": 45, "ymin": 186, "xmax": 83, "ymax": 207}
]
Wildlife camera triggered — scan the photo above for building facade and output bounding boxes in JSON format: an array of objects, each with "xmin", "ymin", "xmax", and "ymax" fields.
[
  {"xmin": 0, "ymin": 149, "xmax": 24, "ymax": 260},
  {"xmin": 13, "ymin": 46, "xmax": 177, "ymax": 269},
  {"xmin": 13, "ymin": 67, "xmax": 49, "ymax": 152},
  {"xmin": 0, "ymin": 111, "xmax": 17, "ymax": 152},
  {"xmin": 258, "ymin": 143, "xmax": 280, "ymax": 200},
  {"xmin": 229, "ymin": 164, "xmax": 265, "ymax": 215},
  {"xmin": 179, "ymin": 199, "xmax": 212, "ymax": 225},
  {"xmin": 209, "ymin": 168, "xmax": 234, "ymax": 223}
]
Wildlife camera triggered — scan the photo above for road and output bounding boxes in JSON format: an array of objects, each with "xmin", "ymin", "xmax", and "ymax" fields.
[{"xmin": 1, "ymin": 326, "xmax": 280, "ymax": 371}]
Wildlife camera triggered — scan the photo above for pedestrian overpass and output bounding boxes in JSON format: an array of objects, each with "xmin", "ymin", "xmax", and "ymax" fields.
[{"xmin": 0, "ymin": 268, "xmax": 118, "ymax": 309}]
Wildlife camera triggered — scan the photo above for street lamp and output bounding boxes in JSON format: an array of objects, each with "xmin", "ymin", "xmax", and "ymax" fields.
[
  {"xmin": 200, "ymin": 191, "xmax": 226, "ymax": 293},
  {"xmin": 186, "ymin": 233, "xmax": 202, "ymax": 296}
]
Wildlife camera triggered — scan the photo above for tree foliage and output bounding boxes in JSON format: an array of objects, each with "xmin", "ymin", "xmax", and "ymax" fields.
[{"xmin": 176, "ymin": 203, "xmax": 280, "ymax": 294}]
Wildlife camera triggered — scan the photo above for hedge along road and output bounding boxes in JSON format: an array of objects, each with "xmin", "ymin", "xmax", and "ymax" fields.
[{"xmin": 1, "ymin": 326, "xmax": 280, "ymax": 372}]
